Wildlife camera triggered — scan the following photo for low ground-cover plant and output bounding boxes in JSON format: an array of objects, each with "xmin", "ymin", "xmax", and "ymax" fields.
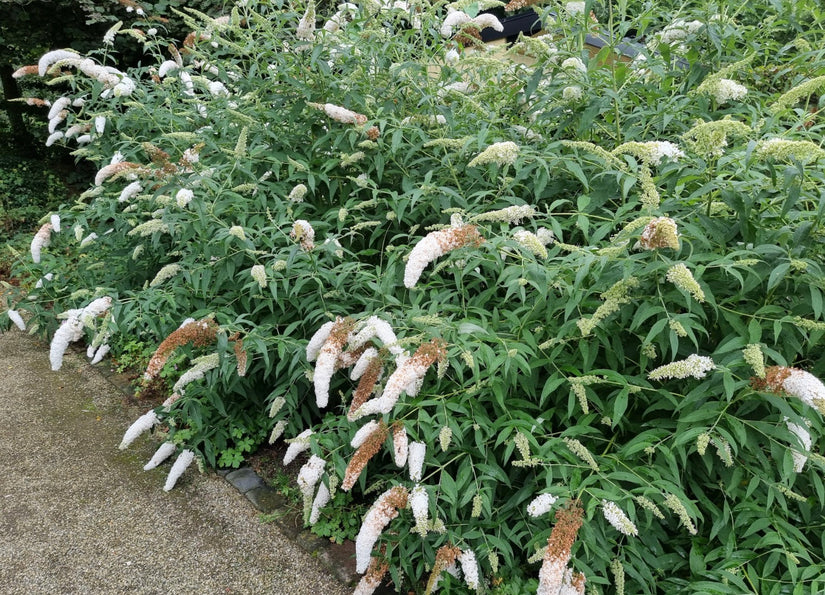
[{"xmin": 3, "ymin": 0, "xmax": 825, "ymax": 592}]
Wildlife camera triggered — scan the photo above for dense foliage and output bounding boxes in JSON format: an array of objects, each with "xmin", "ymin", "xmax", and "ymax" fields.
[{"xmin": 3, "ymin": 0, "xmax": 825, "ymax": 592}]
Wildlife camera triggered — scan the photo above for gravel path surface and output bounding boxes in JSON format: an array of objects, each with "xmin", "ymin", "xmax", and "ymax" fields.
[{"xmin": 0, "ymin": 330, "xmax": 350, "ymax": 595}]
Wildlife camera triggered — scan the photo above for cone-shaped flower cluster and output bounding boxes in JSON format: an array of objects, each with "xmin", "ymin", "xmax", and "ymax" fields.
[
  {"xmin": 753, "ymin": 366, "xmax": 825, "ymax": 414},
  {"xmin": 351, "ymin": 339, "xmax": 446, "ymax": 420},
  {"xmin": 143, "ymin": 318, "xmax": 218, "ymax": 381},
  {"xmin": 49, "ymin": 296, "xmax": 113, "ymax": 371},
  {"xmin": 355, "ymin": 486, "xmax": 409, "ymax": 573},
  {"xmin": 537, "ymin": 500, "xmax": 586, "ymax": 595},
  {"xmin": 404, "ymin": 225, "xmax": 484, "ymax": 288}
]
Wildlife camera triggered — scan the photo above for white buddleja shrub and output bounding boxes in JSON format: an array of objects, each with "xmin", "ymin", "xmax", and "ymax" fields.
[{"xmin": 4, "ymin": 0, "xmax": 825, "ymax": 591}]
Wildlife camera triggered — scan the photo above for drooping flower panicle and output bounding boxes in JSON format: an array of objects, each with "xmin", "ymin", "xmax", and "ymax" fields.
[
  {"xmin": 601, "ymin": 500, "xmax": 638, "ymax": 537},
  {"xmin": 537, "ymin": 500, "xmax": 585, "ymax": 595},
  {"xmin": 753, "ymin": 366, "xmax": 825, "ymax": 414},
  {"xmin": 353, "ymin": 339, "xmax": 446, "ymax": 419},
  {"xmin": 404, "ymin": 225, "xmax": 484, "ymax": 288},
  {"xmin": 648, "ymin": 354, "xmax": 716, "ymax": 381},
  {"xmin": 355, "ymin": 486, "xmax": 409, "ymax": 574}
]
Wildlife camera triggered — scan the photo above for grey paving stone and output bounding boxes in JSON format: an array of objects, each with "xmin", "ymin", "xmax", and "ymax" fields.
[{"xmin": 224, "ymin": 466, "xmax": 264, "ymax": 493}]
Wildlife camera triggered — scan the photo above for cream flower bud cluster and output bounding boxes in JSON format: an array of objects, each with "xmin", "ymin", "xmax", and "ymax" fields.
[
  {"xmin": 639, "ymin": 217, "xmax": 679, "ymax": 250},
  {"xmin": 682, "ymin": 118, "xmax": 751, "ymax": 158},
  {"xmin": 250, "ymin": 264, "xmax": 267, "ymax": 288},
  {"xmin": 438, "ymin": 426, "xmax": 453, "ymax": 451},
  {"xmin": 268, "ymin": 420, "xmax": 288, "ymax": 444},
  {"xmin": 470, "ymin": 204, "xmax": 537, "ymax": 225},
  {"xmin": 513, "ymin": 230, "xmax": 548, "ymax": 259},
  {"xmin": 601, "ymin": 500, "xmax": 638, "ymax": 537},
  {"xmin": 150, "ymin": 263, "xmax": 181, "ymax": 287},
  {"xmin": 666, "ymin": 263, "xmax": 705, "ymax": 302},
  {"xmin": 563, "ymin": 437, "xmax": 599, "ymax": 471},
  {"xmin": 467, "ymin": 141, "xmax": 520, "ymax": 167},
  {"xmin": 743, "ymin": 344, "xmax": 765, "ymax": 378},
  {"xmin": 128, "ymin": 219, "xmax": 170, "ymax": 237},
  {"xmin": 288, "ymin": 183, "xmax": 308, "ymax": 202},
  {"xmin": 172, "ymin": 353, "xmax": 220, "ymax": 394},
  {"xmin": 663, "ymin": 493, "xmax": 697, "ymax": 534},
  {"xmin": 648, "ymin": 354, "xmax": 716, "ymax": 381},
  {"xmin": 755, "ymin": 139, "xmax": 825, "ymax": 164}
]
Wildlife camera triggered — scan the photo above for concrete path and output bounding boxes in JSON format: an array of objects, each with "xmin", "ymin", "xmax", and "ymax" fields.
[{"xmin": 0, "ymin": 329, "xmax": 350, "ymax": 595}]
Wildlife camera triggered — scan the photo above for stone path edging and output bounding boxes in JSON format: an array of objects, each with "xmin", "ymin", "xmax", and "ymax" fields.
[
  {"xmin": 90, "ymin": 347, "xmax": 361, "ymax": 588},
  {"xmin": 219, "ymin": 467, "xmax": 359, "ymax": 586}
]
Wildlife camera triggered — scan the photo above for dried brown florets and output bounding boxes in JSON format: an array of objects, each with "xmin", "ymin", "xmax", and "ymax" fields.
[
  {"xmin": 228, "ymin": 331, "xmax": 248, "ymax": 377},
  {"xmin": 504, "ymin": 0, "xmax": 540, "ymax": 11},
  {"xmin": 95, "ymin": 162, "xmax": 145, "ymax": 186},
  {"xmin": 143, "ymin": 318, "xmax": 219, "ymax": 382},
  {"xmin": 538, "ymin": 500, "xmax": 584, "ymax": 595},
  {"xmin": 12, "ymin": 65, "xmax": 39, "ymax": 78},
  {"xmin": 348, "ymin": 354, "xmax": 384, "ymax": 421},
  {"xmin": 751, "ymin": 365, "xmax": 792, "ymax": 393},
  {"xmin": 413, "ymin": 338, "xmax": 448, "ymax": 367},
  {"xmin": 639, "ymin": 217, "xmax": 680, "ymax": 250},
  {"xmin": 342, "ymin": 420, "xmax": 388, "ymax": 491},
  {"xmin": 425, "ymin": 543, "xmax": 463, "ymax": 594},
  {"xmin": 365, "ymin": 126, "xmax": 381, "ymax": 141},
  {"xmin": 337, "ymin": 345, "xmax": 368, "ymax": 370},
  {"xmin": 143, "ymin": 142, "xmax": 172, "ymax": 166},
  {"xmin": 24, "ymin": 98, "xmax": 51, "ymax": 108},
  {"xmin": 356, "ymin": 549, "xmax": 390, "ymax": 595},
  {"xmin": 454, "ymin": 26, "xmax": 484, "ymax": 48}
]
